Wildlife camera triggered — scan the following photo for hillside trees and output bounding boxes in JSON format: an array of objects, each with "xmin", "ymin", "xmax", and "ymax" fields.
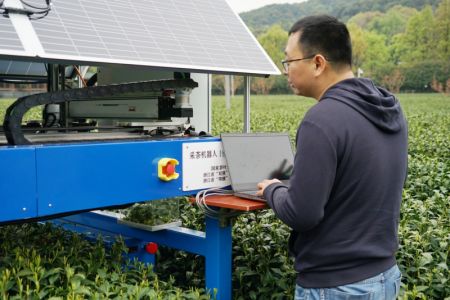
[
  {"xmin": 254, "ymin": 25, "xmax": 288, "ymax": 94},
  {"xmin": 392, "ymin": 2, "xmax": 450, "ymax": 91},
  {"xmin": 214, "ymin": 0, "xmax": 449, "ymax": 95},
  {"xmin": 314, "ymin": 0, "xmax": 448, "ymax": 92}
]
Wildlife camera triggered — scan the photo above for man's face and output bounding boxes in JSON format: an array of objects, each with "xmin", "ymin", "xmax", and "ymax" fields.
[{"xmin": 284, "ymin": 31, "xmax": 315, "ymax": 97}]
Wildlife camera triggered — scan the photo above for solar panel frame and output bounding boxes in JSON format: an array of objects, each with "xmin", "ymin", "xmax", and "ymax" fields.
[{"xmin": 0, "ymin": 0, "xmax": 280, "ymax": 76}]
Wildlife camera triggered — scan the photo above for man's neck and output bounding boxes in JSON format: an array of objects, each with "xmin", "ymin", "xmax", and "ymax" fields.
[{"xmin": 315, "ymin": 70, "xmax": 355, "ymax": 101}]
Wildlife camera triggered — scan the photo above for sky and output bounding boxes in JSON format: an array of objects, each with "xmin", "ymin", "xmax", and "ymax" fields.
[{"xmin": 225, "ymin": 0, "xmax": 307, "ymax": 13}]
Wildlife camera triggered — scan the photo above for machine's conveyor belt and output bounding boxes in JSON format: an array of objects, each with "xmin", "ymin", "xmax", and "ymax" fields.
[{"xmin": 2, "ymin": 78, "xmax": 197, "ymax": 145}]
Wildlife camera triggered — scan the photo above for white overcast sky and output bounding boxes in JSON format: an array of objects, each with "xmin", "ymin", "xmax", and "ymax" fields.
[{"xmin": 225, "ymin": 0, "xmax": 307, "ymax": 13}]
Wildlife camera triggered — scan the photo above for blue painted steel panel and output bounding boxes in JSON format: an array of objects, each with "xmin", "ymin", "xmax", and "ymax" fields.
[
  {"xmin": 0, "ymin": 146, "xmax": 37, "ymax": 222},
  {"xmin": 36, "ymin": 137, "xmax": 219, "ymax": 217}
]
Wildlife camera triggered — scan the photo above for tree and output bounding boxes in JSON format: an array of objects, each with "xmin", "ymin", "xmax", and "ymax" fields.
[
  {"xmin": 348, "ymin": 23, "xmax": 391, "ymax": 82},
  {"xmin": 211, "ymin": 75, "xmax": 224, "ymax": 95},
  {"xmin": 347, "ymin": 23, "xmax": 368, "ymax": 73},
  {"xmin": 361, "ymin": 30, "xmax": 391, "ymax": 82},
  {"xmin": 381, "ymin": 69, "xmax": 405, "ymax": 92},
  {"xmin": 256, "ymin": 25, "xmax": 289, "ymax": 94},
  {"xmin": 347, "ymin": 11, "xmax": 383, "ymax": 29},
  {"xmin": 251, "ymin": 77, "xmax": 275, "ymax": 95},
  {"xmin": 395, "ymin": 5, "xmax": 435, "ymax": 63},
  {"xmin": 434, "ymin": 0, "xmax": 450, "ymax": 62},
  {"xmin": 367, "ymin": 5, "xmax": 418, "ymax": 38}
]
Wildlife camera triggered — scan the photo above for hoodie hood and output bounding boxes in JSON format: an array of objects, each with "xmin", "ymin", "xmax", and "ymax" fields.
[{"xmin": 321, "ymin": 78, "xmax": 404, "ymax": 133}]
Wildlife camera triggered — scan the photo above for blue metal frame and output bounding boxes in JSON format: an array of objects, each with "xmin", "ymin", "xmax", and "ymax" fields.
[
  {"xmin": 54, "ymin": 212, "xmax": 232, "ymax": 300},
  {"xmin": 1, "ymin": 137, "xmax": 233, "ymax": 299},
  {"xmin": 0, "ymin": 146, "xmax": 37, "ymax": 222},
  {"xmin": 0, "ymin": 136, "xmax": 220, "ymax": 222}
]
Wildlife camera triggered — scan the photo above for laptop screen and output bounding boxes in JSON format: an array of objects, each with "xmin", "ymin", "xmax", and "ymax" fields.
[{"xmin": 221, "ymin": 133, "xmax": 295, "ymax": 192}]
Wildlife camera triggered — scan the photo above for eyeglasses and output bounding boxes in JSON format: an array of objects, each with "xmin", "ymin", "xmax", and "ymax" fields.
[{"xmin": 281, "ymin": 54, "xmax": 316, "ymax": 72}]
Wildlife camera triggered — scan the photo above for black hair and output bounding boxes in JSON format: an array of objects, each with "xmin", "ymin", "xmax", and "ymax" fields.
[{"xmin": 289, "ymin": 15, "xmax": 352, "ymax": 67}]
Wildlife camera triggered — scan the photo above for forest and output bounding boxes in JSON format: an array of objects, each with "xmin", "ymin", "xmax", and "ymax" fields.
[{"xmin": 212, "ymin": 0, "xmax": 449, "ymax": 95}]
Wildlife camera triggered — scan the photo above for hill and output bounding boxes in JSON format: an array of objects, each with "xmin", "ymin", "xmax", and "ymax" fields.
[{"xmin": 240, "ymin": 0, "xmax": 442, "ymax": 32}]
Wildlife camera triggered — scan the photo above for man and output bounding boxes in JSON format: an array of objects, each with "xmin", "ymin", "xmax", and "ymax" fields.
[{"xmin": 256, "ymin": 15, "xmax": 407, "ymax": 299}]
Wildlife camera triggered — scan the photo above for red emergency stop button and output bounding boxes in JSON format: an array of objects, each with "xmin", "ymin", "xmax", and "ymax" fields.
[
  {"xmin": 164, "ymin": 162, "xmax": 175, "ymax": 176},
  {"xmin": 145, "ymin": 242, "xmax": 158, "ymax": 254},
  {"xmin": 158, "ymin": 158, "xmax": 179, "ymax": 181}
]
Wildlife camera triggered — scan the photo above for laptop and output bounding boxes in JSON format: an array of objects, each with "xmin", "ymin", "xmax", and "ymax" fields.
[{"xmin": 221, "ymin": 133, "xmax": 294, "ymax": 202}]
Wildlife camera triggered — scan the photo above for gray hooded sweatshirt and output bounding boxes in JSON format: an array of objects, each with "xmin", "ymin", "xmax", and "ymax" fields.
[{"xmin": 264, "ymin": 78, "xmax": 408, "ymax": 288}]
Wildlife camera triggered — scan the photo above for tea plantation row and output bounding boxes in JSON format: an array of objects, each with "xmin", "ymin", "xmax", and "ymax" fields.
[{"xmin": 0, "ymin": 94, "xmax": 448, "ymax": 299}]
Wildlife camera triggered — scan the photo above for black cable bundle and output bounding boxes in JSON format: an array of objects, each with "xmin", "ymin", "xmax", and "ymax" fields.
[{"xmin": 1, "ymin": 0, "xmax": 52, "ymax": 20}]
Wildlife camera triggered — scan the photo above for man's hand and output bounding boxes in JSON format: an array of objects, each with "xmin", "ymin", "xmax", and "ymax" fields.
[{"xmin": 256, "ymin": 179, "xmax": 281, "ymax": 197}]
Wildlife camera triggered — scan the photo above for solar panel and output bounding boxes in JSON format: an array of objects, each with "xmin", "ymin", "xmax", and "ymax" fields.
[
  {"xmin": 0, "ymin": 15, "xmax": 26, "ymax": 54},
  {"xmin": 0, "ymin": 0, "xmax": 280, "ymax": 76},
  {"xmin": 0, "ymin": 61, "xmax": 46, "ymax": 77}
]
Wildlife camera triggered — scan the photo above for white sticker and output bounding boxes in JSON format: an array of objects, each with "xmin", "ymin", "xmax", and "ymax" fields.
[{"xmin": 182, "ymin": 141, "xmax": 231, "ymax": 191}]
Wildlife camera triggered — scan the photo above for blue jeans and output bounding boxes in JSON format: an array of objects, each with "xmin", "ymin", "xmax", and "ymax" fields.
[{"xmin": 295, "ymin": 264, "xmax": 402, "ymax": 300}]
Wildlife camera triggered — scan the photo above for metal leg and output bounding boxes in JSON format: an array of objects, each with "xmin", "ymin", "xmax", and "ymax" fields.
[
  {"xmin": 128, "ymin": 242, "xmax": 156, "ymax": 266},
  {"xmin": 53, "ymin": 212, "xmax": 232, "ymax": 300},
  {"xmin": 205, "ymin": 216, "xmax": 232, "ymax": 300}
]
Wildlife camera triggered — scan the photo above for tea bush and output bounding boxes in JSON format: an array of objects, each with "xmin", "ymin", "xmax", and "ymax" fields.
[
  {"xmin": 211, "ymin": 94, "xmax": 449, "ymax": 299},
  {"xmin": 0, "ymin": 223, "xmax": 211, "ymax": 299},
  {"xmin": 0, "ymin": 94, "xmax": 448, "ymax": 299},
  {"xmin": 157, "ymin": 94, "xmax": 449, "ymax": 299}
]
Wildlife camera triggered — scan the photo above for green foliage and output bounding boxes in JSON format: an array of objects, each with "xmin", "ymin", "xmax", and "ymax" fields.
[
  {"xmin": 257, "ymin": 24, "xmax": 288, "ymax": 69},
  {"xmin": 239, "ymin": 0, "xmax": 449, "ymax": 93},
  {"xmin": 232, "ymin": 212, "xmax": 295, "ymax": 300},
  {"xmin": 349, "ymin": 6, "xmax": 418, "ymax": 38},
  {"xmin": 0, "ymin": 223, "xmax": 211, "ymax": 299},
  {"xmin": 0, "ymin": 100, "xmax": 42, "ymax": 124},
  {"xmin": 434, "ymin": 0, "xmax": 450, "ymax": 62},
  {"xmin": 396, "ymin": 94, "xmax": 450, "ymax": 299},
  {"xmin": 348, "ymin": 26, "xmax": 391, "ymax": 81},
  {"xmin": 394, "ymin": 6, "xmax": 435, "ymax": 63},
  {"xmin": 123, "ymin": 199, "xmax": 181, "ymax": 227},
  {"xmin": 0, "ymin": 94, "xmax": 449, "ymax": 299},
  {"xmin": 241, "ymin": 0, "xmax": 442, "ymax": 32},
  {"xmin": 400, "ymin": 60, "xmax": 450, "ymax": 92},
  {"xmin": 255, "ymin": 25, "xmax": 289, "ymax": 94}
]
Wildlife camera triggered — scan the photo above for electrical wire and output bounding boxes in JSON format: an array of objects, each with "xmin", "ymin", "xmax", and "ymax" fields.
[
  {"xmin": 20, "ymin": 0, "xmax": 50, "ymax": 10},
  {"xmin": 1, "ymin": 0, "xmax": 51, "ymax": 20},
  {"xmin": 195, "ymin": 188, "xmax": 243, "ymax": 219},
  {"xmin": 72, "ymin": 65, "xmax": 87, "ymax": 87}
]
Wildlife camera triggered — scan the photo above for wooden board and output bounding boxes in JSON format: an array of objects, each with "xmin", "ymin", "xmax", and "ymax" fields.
[{"xmin": 190, "ymin": 195, "xmax": 267, "ymax": 211}]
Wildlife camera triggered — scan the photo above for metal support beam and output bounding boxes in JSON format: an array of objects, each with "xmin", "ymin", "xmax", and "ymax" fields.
[
  {"xmin": 205, "ymin": 216, "xmax": 232, "ymax": 300},
  {"xmin": 4, "ymin": 0, "xmax": 45, "ymax": 56},
  {"xmin": 56, "ymin": 211, "xmax": 232, "ymax": 300},
  {"xmin": 243, "ymin": 76, "xmax": 250, "ymax": 133}
]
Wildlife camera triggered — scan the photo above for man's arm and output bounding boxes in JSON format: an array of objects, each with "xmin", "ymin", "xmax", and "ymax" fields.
[{"xmin": 261, "ymin": 120, "xmax": 337, "ymax": 232}]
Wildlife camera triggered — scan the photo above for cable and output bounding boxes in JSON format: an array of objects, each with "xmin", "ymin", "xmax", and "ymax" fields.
[
  {"xmin": 72, "ymin": 65, "xmax": 87, "ymax": 88},
  {"xmin": 195, "ymin": 188, "xmax": 242, "ymax": 219},
  {"xmin": 20, "ymin": 0, "xmax": 50, "ymax": 10},
  {"xmin": 1, "ymin": 0, "xmax": 51, "ymax": 20}
]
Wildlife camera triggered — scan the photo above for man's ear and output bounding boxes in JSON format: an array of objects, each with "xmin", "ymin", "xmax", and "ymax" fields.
[{"xmin": 313, "ymin": 54, "xmax": 327, "ymax": 75}]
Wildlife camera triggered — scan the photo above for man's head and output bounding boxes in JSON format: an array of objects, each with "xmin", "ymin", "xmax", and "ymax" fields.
[{"xmin": 283, "ymin": 15, "xmax": 353, "ymax": 99}]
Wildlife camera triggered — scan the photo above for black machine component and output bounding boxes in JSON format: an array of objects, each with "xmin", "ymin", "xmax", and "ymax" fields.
[
  {"xmin": 158, "ymin": 90, "xmax": 193, "ymax": 120},
  {"xmin": 3, "ymin": 78, "xmax": 198, "ymax": 145}
]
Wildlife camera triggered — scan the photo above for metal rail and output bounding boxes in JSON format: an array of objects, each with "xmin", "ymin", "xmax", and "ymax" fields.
[{"xmin": 3, "ymin": 78, "xmax": 198, "ymax": 145}]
